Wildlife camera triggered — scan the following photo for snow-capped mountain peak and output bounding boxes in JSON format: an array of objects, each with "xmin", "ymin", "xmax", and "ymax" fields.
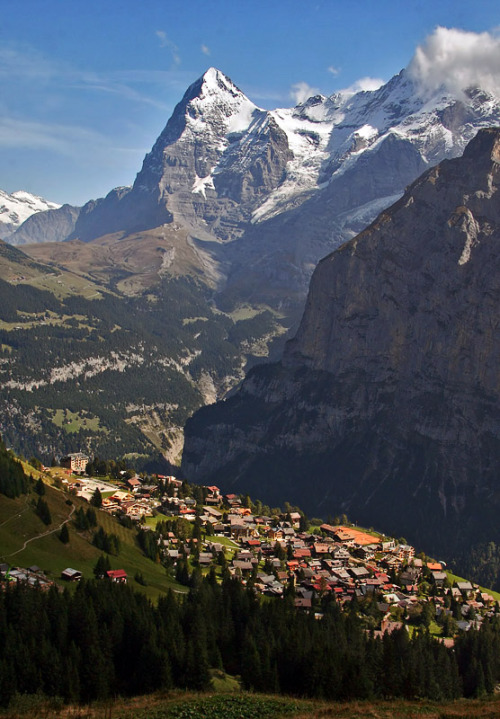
[
  {"xmin": 0, "ymin": 189, "xmax": 61, "ymax": 238},
  {"xmin": 182, "ymin": 67, "xmax": 261, "ymax": 137}
]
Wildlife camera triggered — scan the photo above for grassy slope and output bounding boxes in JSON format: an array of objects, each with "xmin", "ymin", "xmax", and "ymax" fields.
[{"xmin": 0, "ymin": 477, "xmax": 186, "ymax": 600}]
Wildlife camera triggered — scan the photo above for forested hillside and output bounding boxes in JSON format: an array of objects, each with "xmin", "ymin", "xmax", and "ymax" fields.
[
  {"xmin": 1, "ymin": 574, "xmax": 499, "ymax": 706},
  {"xmin": 0, "ymin": 275, "xmax": 285, "ymax": 463}
]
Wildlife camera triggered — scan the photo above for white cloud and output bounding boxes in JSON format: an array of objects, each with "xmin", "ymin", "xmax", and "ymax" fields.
[
  {"xmin": 327, "ymin": 65, "xmax": 340, "ymax": 76},
  {"xmin": 155, "ymin": 30, "xmax": 181, "ymax": 66},
  {"xmin": 201, "ymin": 44, "xmax": 211, "ymax": 56},
  {"xmin": 408, "ymin": 26, "xmax": 500, "ymax": 97},
  {"xmin": 290, "ymin": 81, "xmax": 321, "ymax": 105},
  {"xmin": 342, "ymin": 76, "xmax": 385, "ymax": 95}
]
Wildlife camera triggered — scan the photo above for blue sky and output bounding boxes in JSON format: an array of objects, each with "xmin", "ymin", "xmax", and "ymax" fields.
[{"xmin": 1, "ymin": 0, "xmax": 499, "ymax": 206}]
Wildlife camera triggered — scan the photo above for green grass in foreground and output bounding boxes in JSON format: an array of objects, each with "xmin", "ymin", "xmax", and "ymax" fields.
[{"xmin": 5, "ymin": 691, "xmax": 500, "ymax": 719}]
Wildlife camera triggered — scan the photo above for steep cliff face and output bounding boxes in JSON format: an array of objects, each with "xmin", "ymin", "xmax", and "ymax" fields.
[
  {"xmin": 182, "ymin": 129, "xmax": 500, "ymax": 558},
  {"xmin": 68, "ymin": 69, "xmax": 292, "ymax": 244}
]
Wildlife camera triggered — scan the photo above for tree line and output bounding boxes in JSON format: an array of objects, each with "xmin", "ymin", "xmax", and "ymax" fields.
[{"xmin": 1, "ymin": 572, "xmax": 499, "ymax": 707}]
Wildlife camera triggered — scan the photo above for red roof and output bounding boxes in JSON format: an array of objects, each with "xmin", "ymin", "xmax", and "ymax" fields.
[{"xmin": 106, "ymin": 569, "xmax": 127, "ymax": 579}]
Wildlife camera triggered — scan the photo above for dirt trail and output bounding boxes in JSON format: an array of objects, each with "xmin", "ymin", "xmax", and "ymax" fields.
[{"xmin": 3, "ymin": 504, "xmax": 75, "ymax": 559}]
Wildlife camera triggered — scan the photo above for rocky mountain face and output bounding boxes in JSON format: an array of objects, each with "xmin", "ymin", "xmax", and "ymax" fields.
[
  {"xmin": 182, "ymin": 129, "xmax": 500, "ymax": 561},
  {"xmin": 66, "ymin": 68, "xmax": 293, "ymax": 245},
  {"xmin": 8, "ymin": 204, "xmax": 80, "ymax": 245},
  {"xmin": 0, "ymin": 190, "xmax": 61, "ymax": 239},
  {"xmin": 10, "ymin": 67, "xmax": 500, "ymax": 312}
]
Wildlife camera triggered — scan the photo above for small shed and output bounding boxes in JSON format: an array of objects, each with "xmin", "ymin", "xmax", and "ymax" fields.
[{"xmin": 61, "ymin": 568, "xmax": 82, "ymax": 581}]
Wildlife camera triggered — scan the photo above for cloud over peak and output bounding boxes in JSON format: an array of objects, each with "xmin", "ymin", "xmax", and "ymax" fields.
[
  {"xmin": 290, "ymin": 81, "xmax": 321, "ymax": 104},
  {"xmin": 408, "ymin": 26, "xmax": 500, "ymax": 97}
]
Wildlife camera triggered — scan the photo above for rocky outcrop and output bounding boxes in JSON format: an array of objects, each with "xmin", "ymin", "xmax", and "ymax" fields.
[
  {"xmin": 9, "ymin": 204, "xmax": 80, "ymax": 245},
  {"xmin": 182, "ymin": 129, "xmax": 500, "ymax": 559}
]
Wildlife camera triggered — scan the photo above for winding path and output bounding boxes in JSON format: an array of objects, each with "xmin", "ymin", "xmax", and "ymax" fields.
[{"xmin": 2, "ymin": 504, "xmax": 75, "ymax": 560}]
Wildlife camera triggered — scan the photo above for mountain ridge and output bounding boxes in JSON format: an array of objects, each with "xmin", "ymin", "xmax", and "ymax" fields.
[{"xmin": 10, "ymin": 64, "xmax": 500, "ymax": 313}]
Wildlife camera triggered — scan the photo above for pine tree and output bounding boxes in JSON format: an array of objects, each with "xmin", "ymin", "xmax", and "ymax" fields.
[
  {"xmin": 34, "ymin": 477, "xmax": 45, "ymax": 495},
  {"xmin": 93, "ymin": 554, "xmax": 111, "ymax": 578},
  {"xmin": 59, "ymin": 523, "xmax": 70, "ymax": 543},
  {"xmin": 36, "ymin": 497, "xmax": 51, "ymax": 525},
  {"xmin": 90, "ymin": 487, "xmax": 102, "ymax": 508},
  {"xmin": 86, "ymin": 507, "xmax": 97, "ymax": 527}
]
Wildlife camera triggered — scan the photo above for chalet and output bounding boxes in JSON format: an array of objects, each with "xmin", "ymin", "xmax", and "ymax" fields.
[
  {"xmin": 431, "ymin": 571, "xmax": 447, "ymax": 588},
  {"xmin": 294, "ymin": 597, "xmax": 312, "ymax": 609},
  {"xmin": 320, "ymin": 523, "xmax": 337, "ymax": 537},
  {"xmin": 206, "ymin": 485, "xmax": 220, "ymax": 497},
  {"xmin": 106, "ymin": 569, "xmax": 127, "ymax": 583},
  {"xmin": 224, "ymin": 494, "xmax": 241, "ymax": 507},
  {"xmin": 381, "ymin": 539, "xmax": 396, "ymax": 551},
  {"xmin": 362, "ymin": 577, "xmax": 384, "ymax": 595},
  {"xmin": 349, "ymin": 566, "xmax": 370, "ymax": 581},
  {"xmin": 232, "ymin": 560, "xmax": 253, "ymax": 575},
  {"xmin": 198, "ymin": 553, "xmax": 213, "ymax": 567},
  {"xmin": 322, "ymin": 526, "xmax": 357, "ymax": 545},
  {"xmin": 266, "ymin": 527, "xmax": 282, "ymax": 541},
  {"xmin": 456, "ymin": 580, "xmax": 474, "ymax": 599},
  {"xmin": 202, "ymin": 506, "xmax": 223, "ymax": 519},
  {"xmin": 61, "ymin": 568, "xmax": 82, "ymax": 581},
  {"xmin": 354, "ymin": 545, "xmax": 376, "ymax": 561},
  {"xmin": 331, "ymin": 568, "xmax": 352, "ymax": 583},
  {"xmin": 204, "ymin": 543, "xmax": 222, "ymax": 557},
  {"xmin": 102, "ymin": 497, "xmax": 120, "ymax": 511},
  {"xmin": 60, "ymin": 452, "xmax": 89, "ymax": 473},
  {"xmin": 245, "ymin": 538, "xmax": 261, "ymax": 550},
  {"xmin": 322, "ymin": 558, "xmax": 343, "ymax": 571},
  {"xmin": 205, "ymin": 495, "xmax": 223, "ymax": 506},
  {"xmin": 396, "ymin": 544, "xmax": 415, "ymax": 562},
  {"xmin": 230, "ymin": 520, "xmax": 251, "ymax": 540},
  {"xmin": 293, "ymin": 548, "xmax": 311, "ymax": 560},
  {"xmin": 126, "ymin": 477, "xmax": 142, "ymax": 492},
  {"xmin": 381, "ymin": 554, "xmax": 401, "ymax": 571},
  {"xmin": 399, "ymin": 567, "xmax": 419, "ymax": 583},
  {"xmin": 331, "ymin": 545, "xmax": 351, "ymax": 564}
]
